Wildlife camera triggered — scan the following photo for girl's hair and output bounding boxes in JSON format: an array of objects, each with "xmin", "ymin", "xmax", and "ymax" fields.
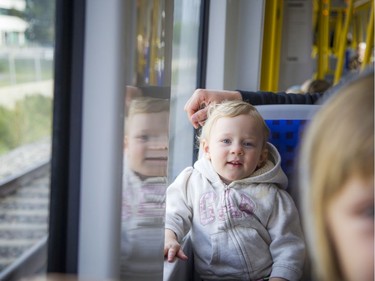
[
  {"xmin": 299, "ymin": 71, "xmax": 374, "ymax": 281},
  {"xmin": 198, "ymin": 100, "xmax": 270, "ymax": 146},
  {"xmin": 125, "ymin": 96, "xmax": 169, "ymax": 133}
]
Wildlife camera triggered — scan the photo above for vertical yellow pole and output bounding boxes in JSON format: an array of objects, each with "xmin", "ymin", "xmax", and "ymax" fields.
[
  {"xmin": 361, "ymin": 1, "xmax": 374, "ymax": 70},
  {"xmin": 317, "ymin": 0, "xmax": 330, "ymax": 80},
  {"xmin": 150, "ymin": 0, "xmax": 160, "ymax": 85},
  {"xmin": 333, "ymin": 10, "xmax": 343, "ymax": 55},
  {"xmin": 312, "ymin": 0, "xmax": 319, "ymax": 60},
  {"xmin": 137, "ymin": 1, "xmax": 145, "ymax": 83},
  {"xmin": 352, "ymin": 14, "xmax": 358, "ymax": 49},
  {"xmin": 334, "ymin": 0, "xmax": 353, "ymax": 84},
  {"xmin": 313, "ymin": 0, "xmax": 319, "ymax": 33},
  {"xmin": 274, "ymin": 1, "xmax": 283, "ymax": 92},
  {"xmin": 357, "ymin": 10, "xmax": 364, "ymax": 43},
  {"xmin": 260, "ymin": 0, "xmax": 283, "ymax": 92},
  {"xmin": 358, "ymin": 12, "xmax": 365, "ymax": 43},
  {"xmin": 355, "ymin": 1, "xmax": 372, "ymax": 43}
]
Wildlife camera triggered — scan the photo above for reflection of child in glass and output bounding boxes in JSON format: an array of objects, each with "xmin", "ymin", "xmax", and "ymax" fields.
[
  {"xmin": 164, "ymin": 101, "xmax": 305, "ymax": 281},
  {"xmin": 124, "ymin": 96, "xmax": 169, "ymax": 181},
  {"xmin": 121, "ymin": 96, "xmax": 169, "ymax": 281}
]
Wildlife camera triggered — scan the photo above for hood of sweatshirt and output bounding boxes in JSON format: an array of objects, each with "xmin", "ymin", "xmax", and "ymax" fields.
[{"xmin": 194, "ymin": 142, "xmax": 288, "ymax": 189}]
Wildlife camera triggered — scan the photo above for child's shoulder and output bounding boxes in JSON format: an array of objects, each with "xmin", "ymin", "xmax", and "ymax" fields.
[
  {"xmin": 173, "ymin": 166, "xmax": 195, "ymax": 182},
  {"xmin": 173, "ymin": 165, "xmax": 211, "ymax": 186},
  {"xmin": 249, "ymin": 183, "xmax": 291, "ymax": 199}
]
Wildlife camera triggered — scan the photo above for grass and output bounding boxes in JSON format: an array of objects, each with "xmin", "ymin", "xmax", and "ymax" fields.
[
  {"xmin": 0, "ymin": 94, "xmax": 53, "ymax": 156},
  {"xmin": 0, "ymin": 58, "xmax": 53, "ymax": 87}
]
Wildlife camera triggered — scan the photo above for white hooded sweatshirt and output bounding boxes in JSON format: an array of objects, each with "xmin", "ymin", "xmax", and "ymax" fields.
[{"xmin": 165, "ymin": 143, "xmax": 305, "ymax": 281}]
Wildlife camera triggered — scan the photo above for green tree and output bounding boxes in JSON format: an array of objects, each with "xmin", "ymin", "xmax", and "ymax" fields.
[{"xmin": 24, "ymin": 0, "xmax": 55, "ymax": 46}]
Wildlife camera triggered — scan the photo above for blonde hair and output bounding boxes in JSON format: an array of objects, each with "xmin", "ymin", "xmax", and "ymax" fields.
[
  {"xmin": 125, "ymin": 96, "xmax": 169, "ymax": 133},
  {"xmin": 127, "ymin": 96, "xmax": 169, "ymax": 117},
  {"xmin": 299, "ymin": 72, "xmax": 374, "ymax": 281},
  {"xmin": 199, "ymin": 100, "xmax": 270, "ymax": 147}
]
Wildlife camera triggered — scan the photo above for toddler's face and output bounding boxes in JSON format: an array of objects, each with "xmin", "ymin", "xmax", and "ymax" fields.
[
  {"xmin": 125, "ymin": 111, "xmax": 169, "ymax": 178},
  {"xmin": 326, "ymin": 175, "xmax": 374, "ymax": 281},
  {"xmin": 202, "ymin": 114, "xmax": 267, "ymax": 184}
]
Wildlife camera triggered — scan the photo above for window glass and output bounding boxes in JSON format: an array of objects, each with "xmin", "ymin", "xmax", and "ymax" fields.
[
  {"xmin": 168, "ymin": 0, "xmax": 201, "ymax": 181},
  {"xmin": 121, "ymin": 1, "xmax": 172, "ymax": 280},
  {"xmin": 0, "ymin": 0, "xmax": 54, "ymax": 277},
  {"xmin": 120, "ymin": 0, "xmax": 201, "ymax": 280}
]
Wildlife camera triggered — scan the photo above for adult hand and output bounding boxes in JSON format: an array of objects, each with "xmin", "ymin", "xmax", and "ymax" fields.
[{"xmin": 184, "ymin": 89, "xmax": 242, "ymax": 128}]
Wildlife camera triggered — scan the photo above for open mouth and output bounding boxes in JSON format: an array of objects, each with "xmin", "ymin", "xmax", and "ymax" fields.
[
  {"xmin": 227, "ymin": 161, "xmax": 242, "ymax": 167},
  {"xmin": 145, "ymin": 157, "xmax": 168, "ymax": 161}
]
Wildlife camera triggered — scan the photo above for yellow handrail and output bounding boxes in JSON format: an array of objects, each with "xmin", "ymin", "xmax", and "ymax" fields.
[
  {"xmin": 361, "ymin": 1, "xmax": 374, "ymax": 70},
  {"xmin": 260, "ymin": 0, "xmax": 283, "ymax": 92},
  {"xmin": 150, "ymin": 0, "xmax": 160, "ymax": 85},
  {"xmin": 334, "ymin": 0, "xmax": 354, "ymax": 84},
  {"xmin": 317, "ymin": 0, "xmax": 330, "ymax": 80},
  {"xmin": 333, "ymin": 11, "xmax": 343, "ymax": 56}
]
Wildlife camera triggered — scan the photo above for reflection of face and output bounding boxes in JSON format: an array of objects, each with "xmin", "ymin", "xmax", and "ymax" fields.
[
  {"xmin": 203, "ymin": 115, "xmax": 266, "ymax": 184},
  {"xmin": 125, "ymin": 111, "xmax": 169, "ymax": 178},
  {"xmin": 326, "ymin": 176, "xmax": 374, "ymax": 281}
]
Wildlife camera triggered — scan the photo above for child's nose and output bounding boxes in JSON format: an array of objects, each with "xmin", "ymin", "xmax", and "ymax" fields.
[
  {"xmin": 149, "ymin": 137, "xmax": 168, "ymax": 150},
  {"xmin": 231, "ymin": 143, "xmax": 243, "ymax": 155}
]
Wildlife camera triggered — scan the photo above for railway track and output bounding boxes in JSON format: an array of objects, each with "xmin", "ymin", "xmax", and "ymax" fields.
[{"xmin": 0, "ymin": 140, "xmax": 51, "ymax": 280}]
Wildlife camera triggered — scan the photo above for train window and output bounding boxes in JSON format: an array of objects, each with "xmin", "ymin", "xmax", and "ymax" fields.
[
  {"xmin": 0, "ymin": 0, "xmax": 55, "ymax": 279},
  {"xmin": 121, "ymin": 2, "xmax": 171, "ymax": 280},
  {"xmin": 168, "ymin": 0, "xmax": 202, "ymax": 181},
  {"xmin": 121, "ymin": 0, "xmax": 201, "ymax": 279}
]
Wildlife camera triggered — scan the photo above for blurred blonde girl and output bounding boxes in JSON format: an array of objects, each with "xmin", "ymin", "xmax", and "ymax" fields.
[{"xmin": 299, "ymin": 69, "xmax": 374, "ymax": 281}]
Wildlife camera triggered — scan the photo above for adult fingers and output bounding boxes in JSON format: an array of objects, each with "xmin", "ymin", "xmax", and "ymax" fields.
[
  {"xmin": 184, "ymin": 89, "xmax": 207, "ymax": 118},
  {"xmin": 191, "ymin": 106, "xmax": 209, "ymax": 128}
]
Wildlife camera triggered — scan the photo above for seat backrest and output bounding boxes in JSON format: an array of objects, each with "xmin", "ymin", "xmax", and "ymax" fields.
[{"xmin": 256, "ymin": 104, "xmax": 320, "ymax": 207}]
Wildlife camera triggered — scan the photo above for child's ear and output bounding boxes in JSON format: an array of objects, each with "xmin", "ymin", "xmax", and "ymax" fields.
[
  {"xmin": 258, "ymin": 146, "xmax": 268, "ymax": 167},
  {"xmin": 201, "ymin": 140, "xmax": 210, "ymax": 159},
  {"xmin": 124, "ymin": 136, "xmax": 129, "ymax": 150}
]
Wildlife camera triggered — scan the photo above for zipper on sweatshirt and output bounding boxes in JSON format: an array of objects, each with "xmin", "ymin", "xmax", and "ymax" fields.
[
  {"xmin": 222, "ymin": 183, "xmax": 230, "ymax": 225},
  {"xmin": 223, "ymin": 182, "xmax": 252, "ymax": 280}
]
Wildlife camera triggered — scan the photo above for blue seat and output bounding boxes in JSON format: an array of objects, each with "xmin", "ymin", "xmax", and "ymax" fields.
[
  {"xmin": 256, "ymin": 104, "xmax": 320, "ymax": 201},
  {"xmin": 265, "ymin": 119, "xmax": 307, "ymax": 181},
  {"xmin": 256, "ymin": 104, "xmax": 320, "ymax": 281},
  {"xmin": 256, "ymin": 104, "xmax": 320, "ymax": 207}
]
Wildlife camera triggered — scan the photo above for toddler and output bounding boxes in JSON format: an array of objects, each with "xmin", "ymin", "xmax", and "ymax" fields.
[{"xmin": 164, "ymin": 100, "xmax": 305, "ymax": 281}]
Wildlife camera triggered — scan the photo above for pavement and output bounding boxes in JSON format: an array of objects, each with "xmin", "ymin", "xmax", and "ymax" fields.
[{"xmin": 0, "ymin": 80, "xmax": 53, "ymax": 109}]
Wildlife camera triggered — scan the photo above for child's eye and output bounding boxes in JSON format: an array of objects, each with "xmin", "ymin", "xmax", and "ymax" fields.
[
  {"xmin": 221, "ymin": 139, "xmax": 231, "ymax": 144},
  {"xmin": 361, "ymin": 205, "xmax": 374, "ymax": 219},
  {"xmin": 243, "ymin": 141, "xmax": 253, "ymax": 147},
  {"xmin": 136, "ymin": 135, "xmax": 149, "ymax": 142}
]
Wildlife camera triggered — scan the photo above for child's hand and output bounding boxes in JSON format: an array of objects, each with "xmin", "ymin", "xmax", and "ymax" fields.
[{"xmin": 164, "ymin": 229, "xmax": 188, "ymax": 262}]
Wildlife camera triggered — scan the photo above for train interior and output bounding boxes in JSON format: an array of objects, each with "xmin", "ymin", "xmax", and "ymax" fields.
[{"xmin": 0, "ymin": 0, "xmax": 373, "ymax": 280}]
